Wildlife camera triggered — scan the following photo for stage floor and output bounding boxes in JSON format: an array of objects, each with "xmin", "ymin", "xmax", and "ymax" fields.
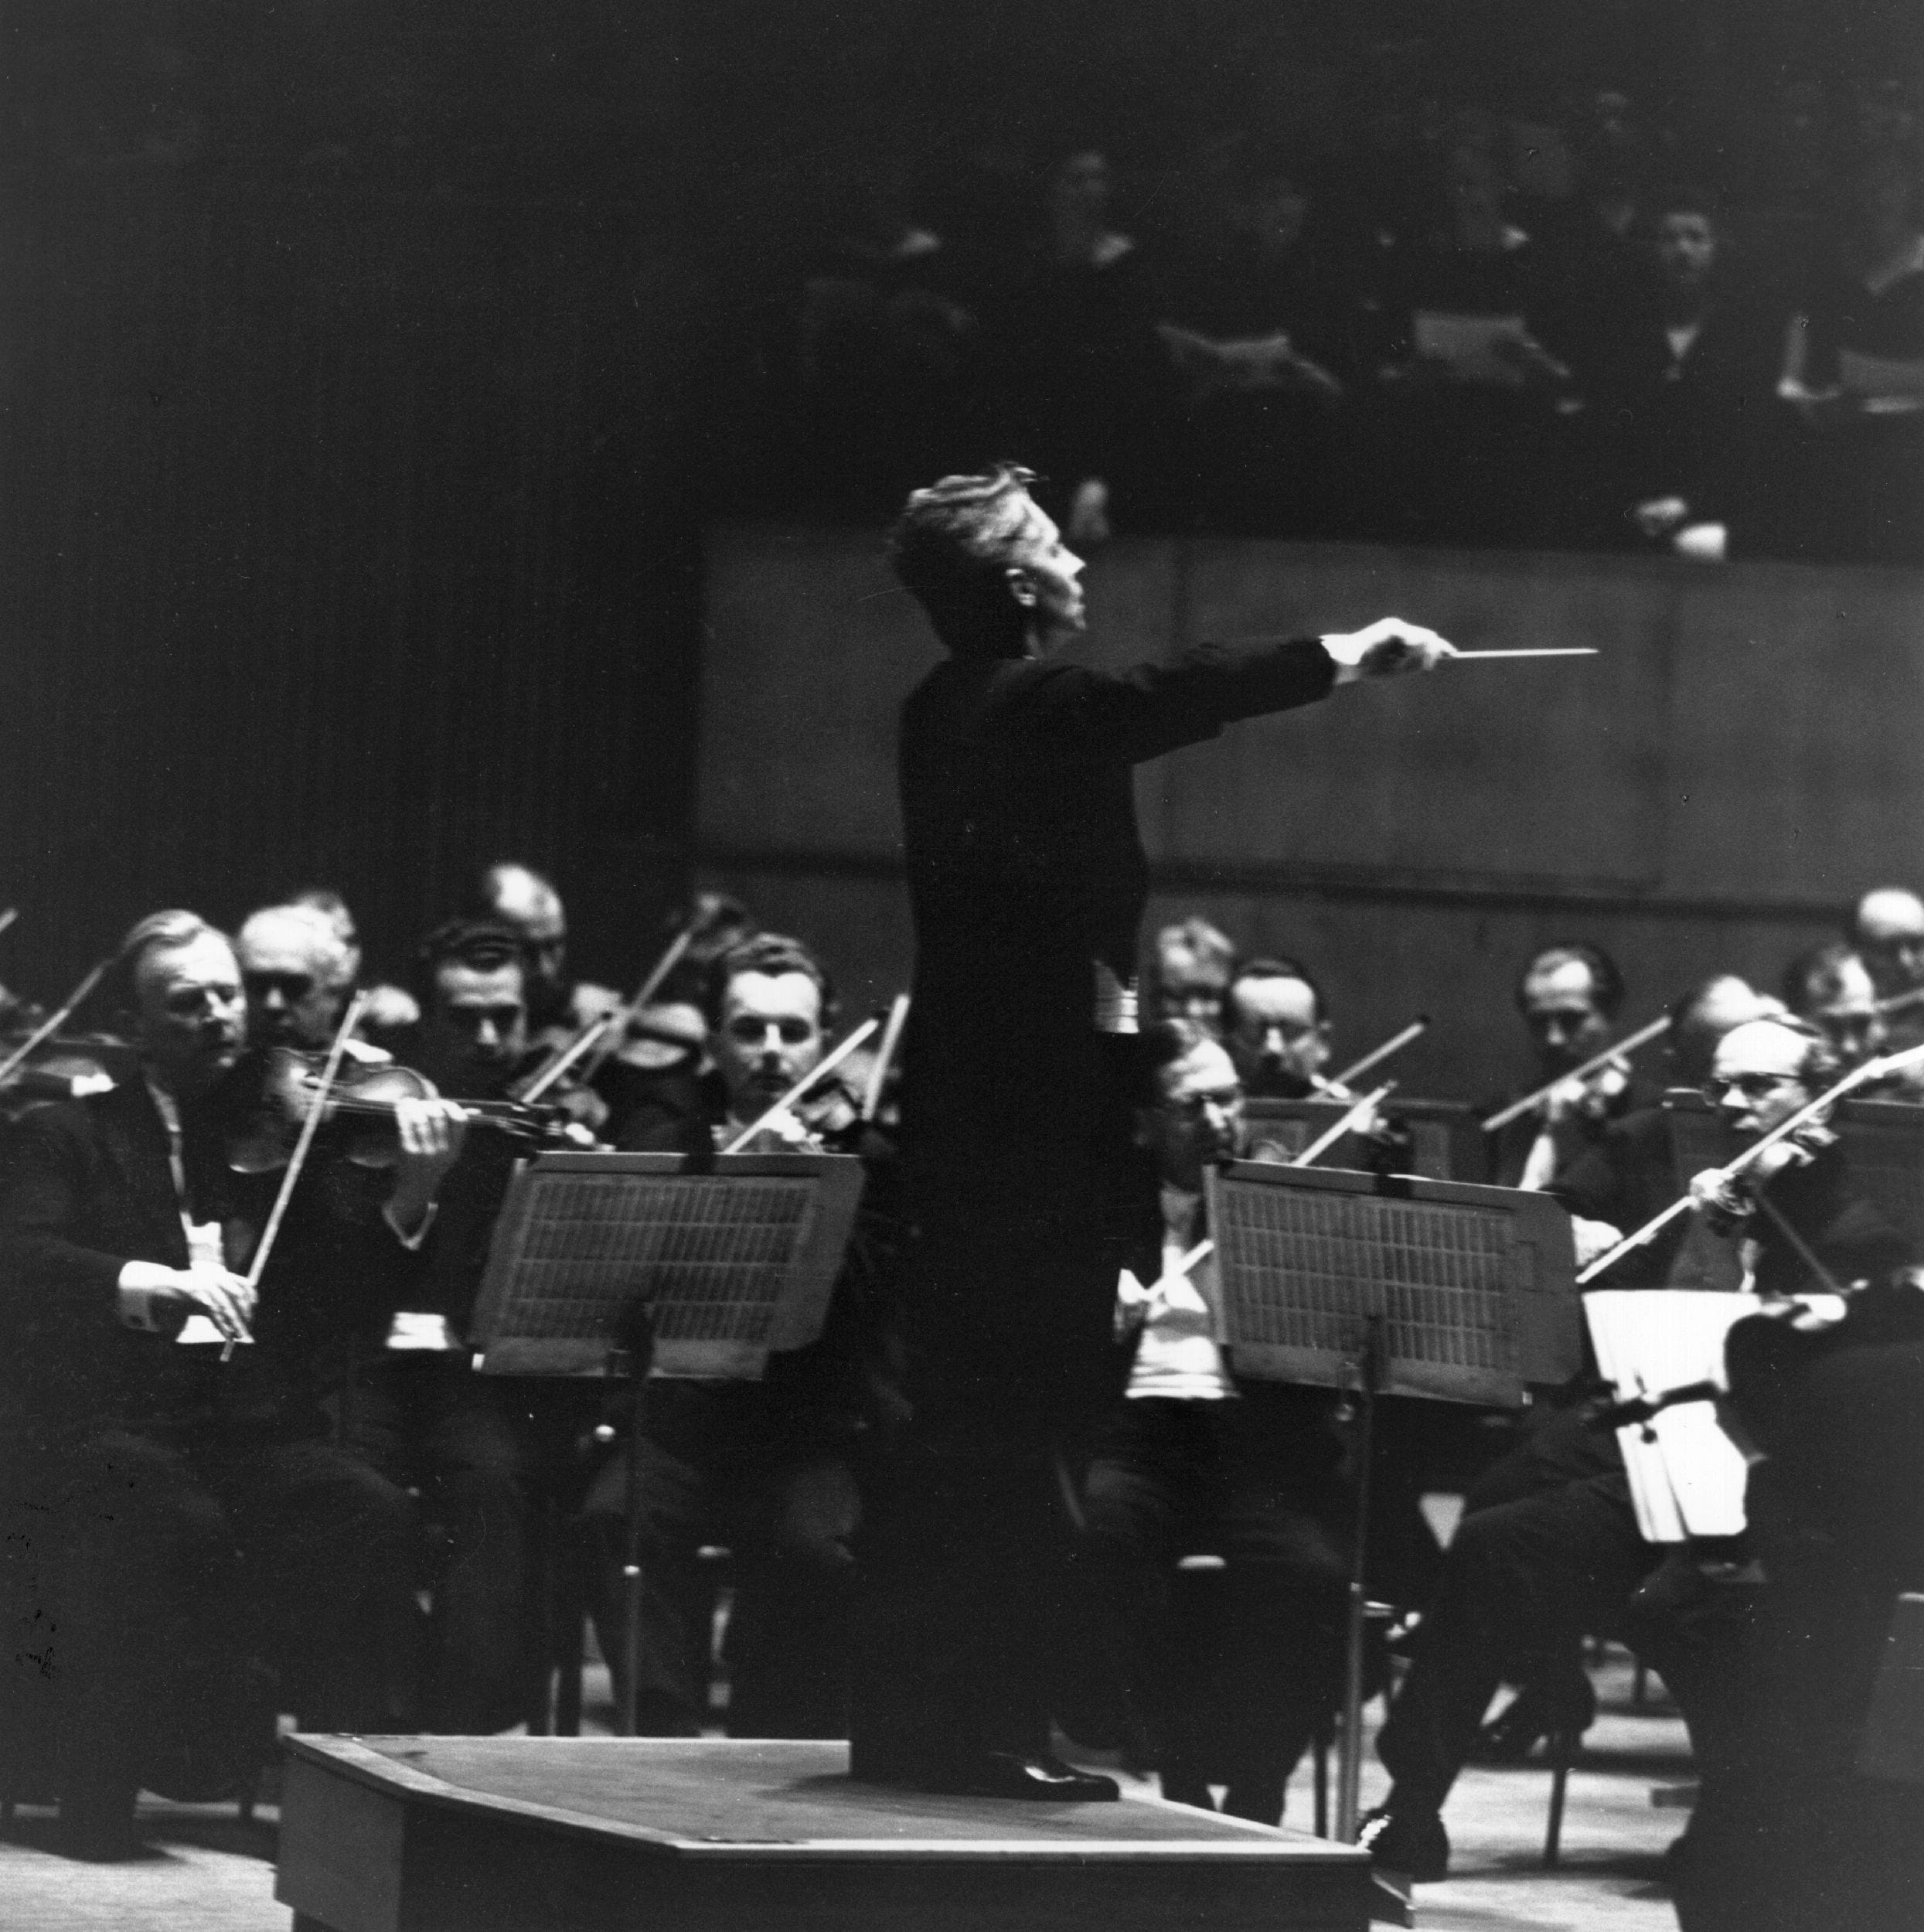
[{"xmin": 276, "ymin": 1735, "xmax": 1374, "ymax": 1932}]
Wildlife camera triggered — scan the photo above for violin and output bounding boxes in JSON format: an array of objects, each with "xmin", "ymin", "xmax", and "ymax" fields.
[{"xmin": 226, "ymin": 1046, "xmax": 577, "ymax": 1174}]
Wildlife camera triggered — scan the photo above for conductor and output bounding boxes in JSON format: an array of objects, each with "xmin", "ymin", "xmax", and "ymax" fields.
[{"xmin": 851, "ymin": 463, "xmax": 1454, "ymax": 1797}]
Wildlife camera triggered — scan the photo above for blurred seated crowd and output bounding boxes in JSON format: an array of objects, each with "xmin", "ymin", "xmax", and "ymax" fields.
[
  {"xmin": 4, "ymin": 859, "xmax": 1922, "ymax": 1928},
  {"xmin": 712, "ymin": 80, "xmax": 1924, "ymax": 566}
]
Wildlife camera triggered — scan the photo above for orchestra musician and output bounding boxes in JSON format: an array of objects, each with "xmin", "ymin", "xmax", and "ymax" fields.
[
  {"xmin": 1074, "ymin": 1017, "xmax": 1349, "ymax": 1825},
  {"xmin": 235, "ymin": 901, "xmax": 374, "ymax": 1058},
  {"xmin": 1360, "ymin": 1011, "xmax": 1914, "ymax": 1883},
  {"xmin": 283, "ymin": 886, "xmax": 421, "ymax": 1044},
  {"xmin": 341, "ymin": 916, "xmax": 591, "ymax": 1735},
  {"xmin": 1223, "ymin": 956, "xmax": 1340, "ymax": 1099},
  {"xmin": 1674, "ymin": 1268, "xmax": 1924, "ymax": 1932},
  {"xmin": 587, "ymin": 932, "xmax": 904, "ymax": 1737},
  {"xmin": 1851, "ymin": 885, "xmax": 1924, "ymax": 1009},
  {"xmin": 0, "ymin": 912, "xmax": 417, "ymax": 1858},
  {"xmin": 463, "ymin": 860, "xmax": 620, "ymax": 1039},
  {"xmin": 852, "ymin": 460, "xmax": 1452, "ymax": 1799},
  {"xmin": 1779, "ymin": 939, "xmax": 1886, "ymax": 1069},
  {"xmin": 1489, "ymin": 942, "xmax": 1650, "ymax": 1190},
  {"xmin": 1148, "ymin": 916, "xmax": 1238, "ymax": 1034}
]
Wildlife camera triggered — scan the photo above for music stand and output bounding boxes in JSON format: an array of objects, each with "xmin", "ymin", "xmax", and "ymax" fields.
[
  {"xmin": 1203, "ymin": 1159, "xmax": 1581, "ymax": 1841},
  {"xmin": 1242, "ymin": 1097, "xmax": 1486, "ymax": 1183},
  {"xmin": 468, "ymin": 1150, "xmax": 867, "ymax": 1732}
]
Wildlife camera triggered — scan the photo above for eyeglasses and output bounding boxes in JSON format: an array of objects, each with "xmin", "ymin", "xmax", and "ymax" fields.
[{"xmin": 1701, "ymin": 1072, "xmax": 1801, "ymax": 1105}]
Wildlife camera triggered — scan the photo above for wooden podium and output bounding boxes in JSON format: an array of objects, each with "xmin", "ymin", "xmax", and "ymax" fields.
[{"xmin": 276, "ymin": 1736, "xmax": 1374, "ymax": 1932}]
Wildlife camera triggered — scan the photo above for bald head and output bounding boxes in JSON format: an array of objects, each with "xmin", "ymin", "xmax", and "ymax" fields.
[
  {"xmin": 1852, "ymin": 888, "xmax": 1924, "ymax": 997},
  {"xmin": 474, "ymin": 863, "xmax": 567, "ymax": 1021}
]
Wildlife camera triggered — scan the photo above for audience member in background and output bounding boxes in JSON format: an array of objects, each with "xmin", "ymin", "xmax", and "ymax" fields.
[
  {"xmin": 1074, "ymin": 1019, "xmax": 1348, "ymax": 1826},
  {"xmin": 1149, "ymin": 916, "xmax": 1238, "ymax": 1035},
  {"xmin": 797, "ymin": 165, "xmax": 983, "ymax": 511},
  {"xmin": 285, "ymin": 886, "xmax": 421, "ymax": 1045},
  {"xmin": 1364, "ymin": 1012, "xmax": 1913, "ymax": 1886},
  {"xmin": 1156, "ymin": 159, "xmax": 1354, "ymax": 535},
  {"xmin": 591, "ymin": 933, "xmax": 904, "ymax": 1736},
  {"xmin": 1619, "ymin": 189, "xmax": 1790, "ymax": 560},
  {"xmin": 1487, "ymin": 942, "xmax": 1646, "ymax": 1191},
  {"xmin": 346, "ymin": 918, "xmax": 589, "ymax": 1736},
  {"xmin": 1776, "ymin": 148, "xmax": 1924, "ymax": 566},
  {"xmin": 1781, "ymin": 940, "xmax": 1886, "ymax": 1068},
  {"xmin": 1222, "ymin": 956, "xmax": 1336, "ymax": 1099},
  {"xmin": 0, "ymin": 911, "xmax": 415, "ymax": 1855},
  {"xmin": 986, "ymin": 147, "xmax": 1177, "ymax": 541},
  {"xmin": 1369, "ymin": 122, "xmax": 1581, "ymax": 545}
]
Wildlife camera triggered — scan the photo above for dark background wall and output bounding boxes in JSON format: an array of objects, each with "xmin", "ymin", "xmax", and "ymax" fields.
[
  {"xmin": 695, "ymin": 525, "xmax": 1924, "ymax": 1100},
  {"xmin": 1, "ymin": 0, "xmax": 1917, "ymax": 1001}
]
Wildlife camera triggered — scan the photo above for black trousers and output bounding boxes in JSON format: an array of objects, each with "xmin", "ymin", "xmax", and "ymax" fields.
[
  {"xmin": 45, "ymin": 1425, "xmax": 414, "ymax": 1798},
  {"xmin": 1078, "ymin": 1395, "xmax": 1350, "ymax": 1823},
  {"xmin": 853, "ymin": 1044, "xmax": 1139, "ymax": 1773},
  {"xmin": 578, "ymin": 1380, "xmax": 863, "ymax": 1739},
  {"xmin": 346, "ymin": 1356, "xmax": 592, "ymax": 1735},
  {"xmin": 1374, "ymin": 1407, "xmax": 1658, "ymax": 1812}
]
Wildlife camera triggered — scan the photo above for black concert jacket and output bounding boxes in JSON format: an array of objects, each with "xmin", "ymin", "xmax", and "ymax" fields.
[{"xmin": 897, "ymin": 635, "xmax": 1336, "ymax": 1143}]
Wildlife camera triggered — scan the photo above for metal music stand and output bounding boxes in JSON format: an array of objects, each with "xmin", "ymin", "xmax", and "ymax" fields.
[
  {"xmin": 1202, "ymin": 1159, "xmax": 1581, "ymax": 1842},
  {"xmin": 1242, "ymin": 1097, "xmax": 1487, "ymax": 1183},
  {"xmin": 468, "ymin": 1150, "xmax": 867, "ymax": 1732}
]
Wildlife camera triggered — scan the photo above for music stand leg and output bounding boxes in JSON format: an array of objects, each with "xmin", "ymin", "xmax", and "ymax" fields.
[
  {"xmin": 618, "ymin": 1371, "xmax": 644, "ymax": 1736},
  {"xmin": 1336, "ymin": 1317, "xmax": 1381, "ymax": 1842}
]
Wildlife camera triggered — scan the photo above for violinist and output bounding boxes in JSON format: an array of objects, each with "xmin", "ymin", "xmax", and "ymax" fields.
[
  {"xmin": 0, "ymin": 911, "xmax": 415, "ymax": 1858},
  {"xmin": 1073, "ymin": 1019, "xmax": 1349, "ymax": 1827},
  {"xmin": 1360, "ymin": 1012, "xmax": 1913, "ymax": 1886},
  {"xmin": 1490, "ymin": 942, "xmax": 1650, "ymax": 1190},
  {"xmin": 1780, "ymin": 939, "xmax": 1886, "ymax": 1070},
  {"xmin": 589, "ymin": 932, "xmax": 906, "ymax": 1737},
  {"xmin": 282, "ymin": 886, "xmax": 421, "ymax": 1048},
  {"xmin": 1851, "ymin": 884, "xmax": 1924, "ymax": 1010},
  {"xmin": 342, "ymin": 916, "xmax": 587, "ymax": 1736},
  {"xmin": 1223, "ymin": 956, "xmax": 1336, "ymax": 1098},
  {"xmin": 236, "ymin": 902, "xmax": 366, "ymax": 1057},
  {"xmin": 463, "ymin": 860, "xmax": 619, "ymax": 1038},
  {"xmin": 1149, "ymin": 917, "xmax": 1238, "ymax": 1035}
]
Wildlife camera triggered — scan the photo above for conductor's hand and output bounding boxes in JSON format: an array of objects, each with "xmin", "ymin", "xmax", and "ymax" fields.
[
  {"xmin": 1323, "ymin": 618, "xmax": 1456, "ymax": 683},
  {"xmin": 387, "ymin": 1098, "xmax": 471, "ymax": 1236}
]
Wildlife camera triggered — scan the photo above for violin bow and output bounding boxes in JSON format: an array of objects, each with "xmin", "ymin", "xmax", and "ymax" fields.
[
  {"xmin": 1574, "ymin": 1038, "xmax": 1924, "ymax": 1286},
  {"xmin": 0, "ymin": 956, "xmax": 112, "ymax": 1089},
  {"xmin": 1292, "ymin": 1082, "xmax": 1397, "ymax": 1168},
  {"xmin": 860, "ymin": 994, "xmax": 911, "ymax": 1122},
  {"xmin": 226, "ymin": 990, "xmax": 370, "ymax": 1361},
  {"xmin": 720, "ymin": 1017, "xmax": 880, "ymax": 1155},
  {"xmin": 0, "ymin": 907, "xmax": 17, "ymax": 939},
  {"xmin": 1483, "ymin": 1014, "xmax": 1672, "ymax": 1133},
  {"xmin": 1328, "ymin": 1015, "xmax": 1429, "ymax": 1092}
]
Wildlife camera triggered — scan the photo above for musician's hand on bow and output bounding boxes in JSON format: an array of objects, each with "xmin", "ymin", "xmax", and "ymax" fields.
[
  {"xmin": 1323, "ymin": 618, "xmax": 1457, "ymax": 682},
  {"xmin": 1687, "ymin": 1165, "xmax": 1753, "ymax": 1236},
  {"xmin": 1542, "ymin": 1054, "xmax": 1630, "ymax": 1126},
  {"xmin": 1570, "ymin": 1216, "xmax": 1624, "ymax": 1269},
  {"xmin": 119, "ymin": 1259, "xmax": 256, "ymax": 1343},
  {"xmin": 388, "ymin": 1097, "xmax": 470, "ymax": 1230}
]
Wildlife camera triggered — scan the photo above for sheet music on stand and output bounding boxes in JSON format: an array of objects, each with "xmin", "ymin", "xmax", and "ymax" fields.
[
  {"xmin": 1241, "ymin": 1097, "xmax": 1486, "ymax": 1183},
  {"xmin": 1204, "ymin": 1160, "xmax": 1581, "ymax": 1407},
  {"xmin": 1584, "ymin": 1290, "xmax": 1760, "ymax": 1543},
  {"xmin": 467, "ymin": 1151, "xmax": 866, "ymax": 1380}
]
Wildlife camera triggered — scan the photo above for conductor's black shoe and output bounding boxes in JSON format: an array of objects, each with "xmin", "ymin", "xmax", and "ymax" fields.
[
  {"xmin": 1358, "ymin": 1804, "xmax": 1449, "ymax": 1882},
  {"xmin": 933, "ymin": 1751, "xmax": 1122, "ymax": 1802}
]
